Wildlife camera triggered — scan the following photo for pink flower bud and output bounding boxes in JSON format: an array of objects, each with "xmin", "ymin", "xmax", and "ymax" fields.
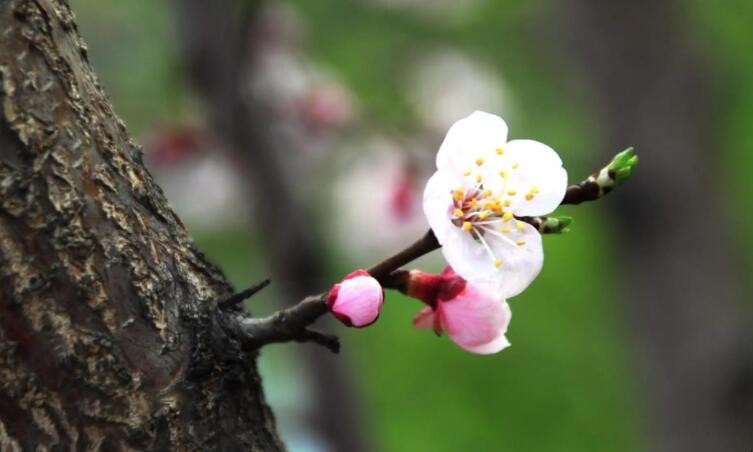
[
  {"xmin": 396, "ymin": 267, "xmax": 512, "ymax": 354},
  {"xmin": 327, "ymin": 270, "xmax": 384, "ymax": 327}
]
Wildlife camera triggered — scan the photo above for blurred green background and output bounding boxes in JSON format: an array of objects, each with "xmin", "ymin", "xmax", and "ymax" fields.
[{"xmin": 69, "ymin": 1, "xmax": 753, "ymax": 451}]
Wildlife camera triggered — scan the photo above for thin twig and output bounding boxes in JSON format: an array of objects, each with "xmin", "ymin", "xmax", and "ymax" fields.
[
  {"xmin": 217, "ymin": 278, "xmax": 271, "ymax": 309},
  {"xmin": 367, "ymin": 229, "xmax": 439, "ymax": 282},
  {"xmin": 561, "ymin": 147, "xmax": 637, "ymax": 205},
  {"xmin": 237, "ymin": 295, "xmax": 330, "ymax": 349},
  {"xmin": 236, "ymin": 231, "xmax": 440, "ymax": 352},
  {"xmin": 519, "ymin": 216, "xmax": 572, "ymax": 234}
]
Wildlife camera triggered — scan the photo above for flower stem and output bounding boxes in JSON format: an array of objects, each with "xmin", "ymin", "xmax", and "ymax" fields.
[{"xmin": 367, "ymin": 230, "xmax": 440, "ymax": 282}]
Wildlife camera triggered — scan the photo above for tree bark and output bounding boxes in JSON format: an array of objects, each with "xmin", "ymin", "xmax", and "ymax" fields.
[{"xmin": 0, "ymin": 0, "xmax": 284, "ymax": 450}]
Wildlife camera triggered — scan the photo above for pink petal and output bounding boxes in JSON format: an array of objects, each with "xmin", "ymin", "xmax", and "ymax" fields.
[
  {"xmin": 413, "ymin": 306, "xmax": 443, "ymax": 336},
  {"xmin": 329, "ymin": 273, "xmax": 384, "ymax": 328},
  {"xmin": 413, "ymin": 307, "xmax": 436, "ymax": 329},
  {"xmin": 461, "ymin": 331, "xmax": 511, "ymax": 354},
  {"xmin": 438, "ymin": 284, "xmax": 512, "ymax": 354}
]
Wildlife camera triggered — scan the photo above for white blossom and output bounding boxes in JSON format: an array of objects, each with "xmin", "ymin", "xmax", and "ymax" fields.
[{"xmin": 423, "ymin": 111, "xmax": 567, "ymax": 297}]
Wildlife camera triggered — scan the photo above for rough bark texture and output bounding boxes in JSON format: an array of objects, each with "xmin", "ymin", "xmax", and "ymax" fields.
[
  {"xmin": 553, "ymin": 0, "xmax": 753, "ymax": 451},
  {"xmin": 0, "ymin": 0, "xmax": 283, "ymax": 450}
]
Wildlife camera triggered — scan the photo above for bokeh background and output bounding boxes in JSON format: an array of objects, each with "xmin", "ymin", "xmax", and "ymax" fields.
[{"xmin": 70, "ymin": 1, "xmax": 753, "ymax": 451}]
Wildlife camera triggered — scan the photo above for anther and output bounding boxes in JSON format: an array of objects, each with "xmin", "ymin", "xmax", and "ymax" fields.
[{"xmin": 462, "ymin": 221, "xmax": 472, "ymax": 231}]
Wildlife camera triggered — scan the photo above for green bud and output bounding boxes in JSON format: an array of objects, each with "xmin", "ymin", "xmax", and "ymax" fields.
[
  {"xmin": 540, "ymin": 215, "xmax": 573, "ymax": 234},
  {"xmin": 557, "ymin": 216, "xmax": 573, "ymax": 228},
  {"xmin": 608, "ymin": 147, "xmax": 638, "ymax": 185}
]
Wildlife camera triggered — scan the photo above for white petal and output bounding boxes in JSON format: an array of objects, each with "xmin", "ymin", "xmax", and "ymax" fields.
[
  {"xmin": 502, "ymin": 139, "xmax": 568, "ymax": 217},
  {"xmin": 484, "ymin": 222, "xmax": 544, "ymax": 298},
  {"xmin": 441, "ymin": 228, "xmax": 502, "ymax": 283},
  {"xmin": 442, "ymin": 221, "xmax": 543, "ymax": 298},
  {"xmin": 435, "ymin": 111, "xmax": 509, "ymax": 175},
  {"xmin": 422, "ymin": 171, "xmax": 455, "ymax": 244}
]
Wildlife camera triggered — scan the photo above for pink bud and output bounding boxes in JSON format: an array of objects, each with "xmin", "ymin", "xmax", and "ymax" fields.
[
  {"xmin": 327, "ymin": 270, "xmax": 384, "ymax": 328},
  {"xmin": 399, "ymin": 267, "xmax": 512, "ymax": 354}
]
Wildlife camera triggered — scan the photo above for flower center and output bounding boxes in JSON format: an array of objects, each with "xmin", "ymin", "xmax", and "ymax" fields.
[{"xmin": 449, "ymin": 151, "xmax": 539, "ymax": 268}]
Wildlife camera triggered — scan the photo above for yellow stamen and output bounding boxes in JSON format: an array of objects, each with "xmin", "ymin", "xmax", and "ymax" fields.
[
  {"xmin": 475, "ymin": 157, "xmax": 484, "ymax": 166},
  {"xmin": 494, "ymin": 258, "xmax": 502, "ymax": 268},
  {"xmin": 496, "ymin": 147, "xmax": 504, "ymax": 156},
  {"xmin": 500, "ymin": 227, "xmax": 512, "ymax": 233},
  {"xmin": 484, "ymin": 200, "xmax": 495, "ymax": 209},
  {"xmin": 503, "ymin": 212, "xmax": 513, "ymax": 222},
  {"xmin": 482, "ymin": 189, "xmax": 492, "ymax": 198},
  {"xmin": 454, "ymin": 208, "xmax": 464, "ymax": 217},
  {"xmin": 499, "ymin": 170, "xmax": 508, "ymax": 178},
  {"xmin": 512, "ymin": 162, "xmax": 520, "ymax": 170},
  {"xmin": 516, "ymin": 221, "xmax": 526, "ymax": 231},
  {"xmin": 462, "ymin": 221, "xmax": 472, "ymax": 231},
  {"xmin": 476, "ymin": 174, "xmax": 483, "ymax": 183},
  {"xmin": 478, "ymin": 211, "xmax": 489, "ymax": 220},
  {"xmin": 530, "ymin": 186, "xmax": 540, "ymax": 194},
  {"xmin": 470, "ymin": 198, "xmax": 478, "ymax": 207},
  {"xmin": 463, "ymin": 169, "xmax": 472, "ymax": 176},
  {"xmin": 525, "ymin": 193, "xmax": 534, "ymax": 201},
  {"xmin": 454, "ymin": 188, "xmax": 465, "ymax": 202},
  {"xmin": 507, "ymin": 190, "xmax": 517, "ymax": 196},
  {"xmin": 503, "ymin": 199, "xmax": 511, "ymax": 207},
  {"xmin": 491, "ymin": 203, "xmax": 502, "ymax": 213},
  {"xmin": 516, "ymin": 239, "xmax": 526, "ymax": 246}
]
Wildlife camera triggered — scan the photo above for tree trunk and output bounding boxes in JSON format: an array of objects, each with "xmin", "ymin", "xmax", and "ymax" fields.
[
  {"xmin": 553, "ymin": 0, "xmax": 753, "ymax": 450},
  {"xmin": 0, "ymin": 0, "xmax": 283, "ymax": 450}
]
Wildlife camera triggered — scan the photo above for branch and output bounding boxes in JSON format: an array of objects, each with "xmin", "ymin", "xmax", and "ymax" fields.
[
  {"xmin": 520, "ymin": 215, "xmax": 573, "ymax": 234},
  {"xmin": 237, "ymin": 295, "xmax": 335, "ymax": 352},
  {"xmin": 217, "ymin": 278, "xmax": 271, "ymax": 309},
  {"xmin": 235, "ymin": 231, "xmax": 440, "ymax": 352},
  {"xmin": 561, "ymin": 147, "xmax": 638, "ymax": 205},
  {"xmin": 366, "ymin": 229, "xmax": 440, "ymax": 281},
  {"xmin": 235, "ymin": 149, "xmax": 637, "ymax": 352}
]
